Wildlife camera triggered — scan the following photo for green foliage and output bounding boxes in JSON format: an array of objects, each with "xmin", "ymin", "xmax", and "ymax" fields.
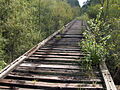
[
  {"xmin": 81, "ymin": 9, "xmax": 110, "ymax": 67},
  {"xmin": 0, "ymin": 30, "xmax": 6, "ymax": 70},
  {"xmin": 87, "ymin": 4, "xmax": 101, "ymax": 18},
  {"xmin": 0, "ymin": 0, "xmax": 78, "ymax": 68},
  {"xmin": 82, "ymin": 0, "xmax": 120, "ymax": 20},
  {"xmin": 76, "ymin": 13, "xmax": 89, "ymax": 21},
  {"xmin": 106, "ymin": 30, "xmax": 120, "ymax": 74},
  {"xmin": 108, "ymin": 3, "xmax": 120, "ymax": 18},
  {"xmin": 108, "ymin": 18, "xmax": 120, "ymax": 30},
  {"xmin": 81, "ymin": 31, "xmax": 109, "ymax": 65},
  {"xmin": 1, "ymin": 0, "xmax": 39, "ymax": 62},
  {"xmin": 81, "ymin": 0, "xmax": 120, "ymax": 79},
  {"xmin": 82, "ymin": 0, "xmax": 100, "ymax": 16},
  {"xmin": 0, "ymin": 61, "xmax": 6, "ymax": 70},
  {"xmin": 87, "ymin": 9, "xmax": 111, "ymax": 42},
  {"xmin": 72, "ymin": 7, "xmax": 81, "ymax": 17}
]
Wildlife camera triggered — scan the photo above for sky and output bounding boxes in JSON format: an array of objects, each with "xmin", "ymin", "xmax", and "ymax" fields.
[{"xmin": 78, "ymin": 0, "xmax": 87, "ymax": 7}]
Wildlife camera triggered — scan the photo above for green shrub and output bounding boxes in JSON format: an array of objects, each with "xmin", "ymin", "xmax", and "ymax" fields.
[
  {"xmin": 76, "ymin": 13, "xmax": 89, "ymax": 21},
  {"xmin": 80, "ymin": 9, "xmax": 110, "ymax": 68},
  {"xmin": 106, "ymin": 30, "xmax": 120, "ymax": 74}
]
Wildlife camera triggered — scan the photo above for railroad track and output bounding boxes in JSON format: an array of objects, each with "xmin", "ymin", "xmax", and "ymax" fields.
[{"xmin": 0, "ymin": 20, "xmax": 116, "ymax": 90}]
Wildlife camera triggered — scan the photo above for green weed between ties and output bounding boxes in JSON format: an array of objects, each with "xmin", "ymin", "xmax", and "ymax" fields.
[{"xmin": 80, "ymin": 8, "xmax": 111, "ymax": 70}]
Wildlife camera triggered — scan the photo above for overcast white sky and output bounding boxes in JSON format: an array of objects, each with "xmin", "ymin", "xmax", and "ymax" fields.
[{"xmin": 78, "ymin": 0, "xmax": 87, "ymax": 6}]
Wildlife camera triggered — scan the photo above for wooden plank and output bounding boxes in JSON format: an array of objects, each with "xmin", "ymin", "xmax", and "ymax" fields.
[
  {"xmin": 61, "ymin": 36, "xmax": 84, "ymax": 38},
  {"xmin": 9, "ymin": 71, "xmax": 102, "ymax": 82},
  {"xmin": 13, "ymin": 67, "xmax": 83, "ymax": 72},
  {"xmin": 23, "ymin": 61, "xmax": 79, "ymax": 66},
  {"xmin": 16, "ymin": 66, "xmax": 84, "ymax": 71},
  {"xmin": 12, "ymin": 66, "xmax": 97, "ymax": 73},
  {"xmin": 33, "ymin": 52, "xmax": 84, "ymax": 56},
  {"xmin": 65, "ymin": 31, "xmax": 82, "ymax": 35},
  {"xmin": 12, "ymin": 67, "xmax": 100, "ymax": 77},
  {"xmin": 41, "ymin": 46, "xmax": 81, "ymax": 49},
  {"xmin": 16, "ymin": 65, "xmax": 81, "ymax": 71},
  {"xmin": 55, "ymin": 36, "xmax": 84, "ymax": 38},
  {"xmin": 0, "ymin": 79, "xmax": 103, "ymax": 89},
  {"xmin": 48, "ymin": 41, "xmax": 80, "ymax": 45},
  {"xmin": 19, "ymin": 63, "xmax": 79, "ymax": 70},
  {"xmin": 45, "ymin": 44, "xmax": 79, "ymax": 47},
  {"xmin": 27, "ymin": 57, "xmax": 80, "ymax": 63},
  {"xmin": 51, "ymin": 41, "xmax": 79, "ymax": 44},
  {"xmin": 17, "ymin": 63, "xmax": 101, "ymax": 77},
  {"xmin": 0, "ymin": 86, "xmax": 11, "ymax": 89},
  {"xmin": 43, "ymin": 45, "xmax": 81, "ymax": 48},
  {"xmin": 58, "ymin": 39, "xmax": 81, "ymax": 42},
  {"xmin": 37, "ymin": 48, "xmax": 84, "ymax": 54},
  {"xmin": 30, "ymin": 56, "xmax": 81, "ymax": 60},
  {"xmin": 31, "ymin": 54, "xmax": 82, "ymax": 59},
  {"xmin": 37, "ymin": 49, "xmax": 81, "ymax": 53},
  {"xmin": 48, "ymin": 43, "xmax": 79, "ymax": 46},
  {"xmin": 12, "ymin": 68, "xmax": 87, "ymax": 76},
  {"xmin": 39, "ymin": 47, "xmax": 81, "ymax": 51},
  {"xmin": 100, "ymin": 61, "xmax": 117, "ymax": 90},
  {"xmin": 9, "ymin": 72, "xmax": 102, "ymax": 80},
  {"xmin": 59, "ymin": 34, "xmax": 83, "ymax": 35},
  {"xmin": 6, "ymin": 74, "xmax": 102, "ymax": 83}
]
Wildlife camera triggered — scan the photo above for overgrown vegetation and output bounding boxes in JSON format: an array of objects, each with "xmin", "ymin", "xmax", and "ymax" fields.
[
  {"xmin": 0, "ymin": 0, "xmax": 80, "ymax": 70},
  {"xmin": 81, "ymin": 0, "xmax": 120, "ymax": 84},
  {"xmin": 81, "ymin": 9, "xmax": 110, "ymax": 69}
]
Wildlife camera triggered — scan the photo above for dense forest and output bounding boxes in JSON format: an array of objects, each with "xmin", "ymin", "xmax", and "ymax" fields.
[
  {"xmin": 0, "ymin": 0, "xmax": 80, "ymax": 69},
  {"xmin": 0, "ymin": 0, "xmax": 120, "ymax": 85}
]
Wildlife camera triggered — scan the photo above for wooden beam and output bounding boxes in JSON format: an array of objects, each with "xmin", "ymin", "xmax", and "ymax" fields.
[
  {"xmin": 0, "ymin": 79, "xmax": 103, "ymax": 89},
  {"xmin": 28, "ymin": 57, "xmax": 80, "ymax": 62},
  {"xmin": 6, "ymin": 74, "xmax": 102, "ymax": 83},
  {"xmin": 19, "ymin": 63, "xmax": 79, "ymax": 70},
  {"xmin": 34, "ymin": 52, "xmax": 82, "ymax": 56},
  {"xmin": 39, "ymin": 47, "xmax": 81, "ymax": 50},
  {"xmin": 100, "ymin": 61, "xmax": 117, "ymax": 90},
  {"xmin": 31, "ymin": 54, "xmax": 81, "ymax": 59}
]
